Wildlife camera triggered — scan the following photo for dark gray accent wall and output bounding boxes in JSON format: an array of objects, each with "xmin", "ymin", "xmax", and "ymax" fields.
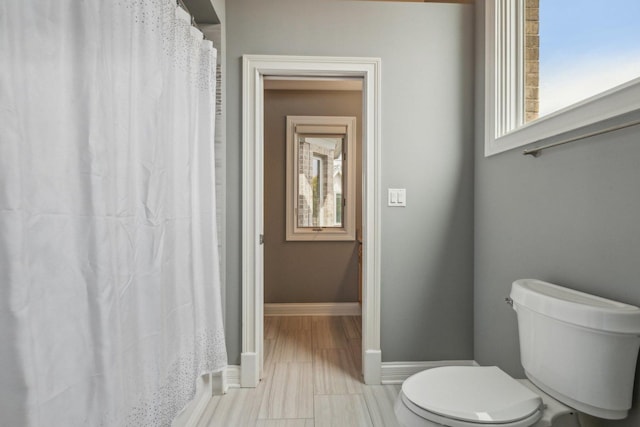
[
  {"xmin": 264, "ymin": 89, "xmax": 362, "ymax": 304},
  {"xmin": 475, "ymin": 3, "xmax": 640, "ymax": 425},
  {"xmin": 226, "ymin": 0, "xmax": 475, "ymax": 364}
]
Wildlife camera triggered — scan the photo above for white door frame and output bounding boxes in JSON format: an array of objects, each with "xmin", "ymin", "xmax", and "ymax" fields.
[{"xmin": 241, "ymin": 54, "xmax": 382, "ymax": 387}]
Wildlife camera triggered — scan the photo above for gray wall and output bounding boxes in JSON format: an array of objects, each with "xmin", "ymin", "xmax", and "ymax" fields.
[
  {"xmin": 226, "ymin": 0, "xmax": 475, "ymax": 363},
  {"xmin": 264, "ymin": 89, "xmax": 362, "ymax": 304},
  {"xmin": 474, "ymin": 3, "xmax": 640, "ymax": 426}
]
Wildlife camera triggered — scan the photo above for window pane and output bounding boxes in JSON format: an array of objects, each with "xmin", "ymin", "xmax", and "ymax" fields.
[
  {"xmin": 311, "ymin": 156, "xmax": 323, "ymax": 225},
  {"xmin": 297, "ymin": 137, "xmax": 344, "ymax": 228},
  {"xmin": 537, "ymin": 0, "xmax": 640, "ymax": 117}
]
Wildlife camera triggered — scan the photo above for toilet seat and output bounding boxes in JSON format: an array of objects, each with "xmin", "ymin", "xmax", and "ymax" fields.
[
  {"xmin": 399, "ymin": 366, "xmax": 544, "ymax": 427},
  {"xmin": 397, "ymin": 391, "xmax": 544, "ymax": 427}
]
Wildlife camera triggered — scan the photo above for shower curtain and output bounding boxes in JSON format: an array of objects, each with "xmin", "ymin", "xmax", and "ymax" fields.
[{"xmin": 0, "ymin": 1, "xmax": 227, "ymax": 426}]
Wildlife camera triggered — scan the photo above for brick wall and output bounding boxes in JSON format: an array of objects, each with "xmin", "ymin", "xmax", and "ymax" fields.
[{"xmin": 525, "ymin": 0, "xmax": 539, "ymax": 122}]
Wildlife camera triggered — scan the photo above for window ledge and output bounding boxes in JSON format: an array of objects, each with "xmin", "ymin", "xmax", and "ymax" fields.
[{"xmin": 486, "ymin": 76, "xmax": 640, "ymax": 157}]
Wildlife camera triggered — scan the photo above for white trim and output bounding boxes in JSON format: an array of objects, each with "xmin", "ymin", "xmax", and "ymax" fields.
[
  {"xmin": 492, "ymin": 0, "xmax": 524, "ymax": 140},
  {"xmin": 264, "ymin": 302, "xmax": 361, "ymax": 317},
  {"xmin": 241, "ymin": 53, "xmax": 264, "ymax": 388},
  {"xmin": 484, "ymin": 0, "xmax": 640, "ymax": 157},
  {"xmin": 381, "ymin": 360, "xmax": 479, "ymax": 385},
  {"xmin": 225, "ymin": 365, "xmax": 242, "ymax": 389},
  {"xmin": 242, "ymin": 54, "xmax": 382, "ymax": 386},
  {"xmin": 364, "ymin": 349, "xmax": 382, "ymax": 385},
  {"xmin": 240, "ymin": 352, "xmax": 259, "ymax": 388},
  {"xmin": 210, "ymin": 370, "xmax": 227, "ymax": 395},
  {"xmin": 264, "ymin": 77, "xmax": 363, "ymax": 91}
]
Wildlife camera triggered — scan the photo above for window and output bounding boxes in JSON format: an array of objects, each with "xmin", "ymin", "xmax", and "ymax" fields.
[
  {"xmin": 286, "ymin": 116, "xmax": 356, "ymax": 241},
  {"xmin": 484, "ymin": 0, "xmax": 640, "ymax": 156},
  {"xmin": 537, "ymin": 0, "xmax": 640, "ymax": 117}
]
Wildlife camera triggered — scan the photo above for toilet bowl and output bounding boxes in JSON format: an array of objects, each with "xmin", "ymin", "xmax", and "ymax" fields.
[
  {"xmin": 394, "ymin": 366, "xmax": 574, "ymax": 427},
  {"xmin": 394, "ymin": 279, "xmax": 640, "ymax": 427}
]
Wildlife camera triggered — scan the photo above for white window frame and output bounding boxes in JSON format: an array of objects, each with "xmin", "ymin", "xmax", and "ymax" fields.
[
  {"xmin": 286, "ymin": 115, "xmax": 356, "ymax": 241},
  {"xmin": 484, "ymin": 0, "xmax": 640, "ymax": 157}
]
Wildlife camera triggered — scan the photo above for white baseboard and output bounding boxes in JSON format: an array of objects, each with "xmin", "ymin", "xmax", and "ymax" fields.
[
  {"xmin": 264, "ymin": 302, "xmax": 361, "ymax": 316},
  {"xmin": 240, "ymin": 352, "xmax": 259, "ymax": 387},
  {"xmin": 381, "ymin": 360, "xmax": 478, "ymax": 384},
  {"xmin": 211, "ymin": 369, "xmax": 226, "ymax": 395},
  {"xmin": 225, "ymin": 365, "xmax": 241, "ymax": 388},
  {"xmin": 363, "ymin": 349, "xmax": 382, "ymax": 385}
]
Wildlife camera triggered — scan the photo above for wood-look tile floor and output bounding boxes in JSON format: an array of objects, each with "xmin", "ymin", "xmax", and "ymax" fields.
[{"xmin": 196, "ymin": 316, "xmax": 402, "ymax": 427}]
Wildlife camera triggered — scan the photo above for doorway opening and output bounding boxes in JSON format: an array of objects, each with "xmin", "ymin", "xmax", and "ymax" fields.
[{"xmin": 241, "ymin": 55, "xmax": 382, "ymax": 387}]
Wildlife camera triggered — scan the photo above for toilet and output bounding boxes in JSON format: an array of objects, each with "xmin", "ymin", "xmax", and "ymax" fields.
[{"xmin": 395, "ymin": 279, "xmax": 640, "ymax": 427}]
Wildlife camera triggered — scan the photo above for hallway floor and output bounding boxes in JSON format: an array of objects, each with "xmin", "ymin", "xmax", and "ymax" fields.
[{"xmin": 195, "ymin": 315, "xmax": 401, "ymax": 426}]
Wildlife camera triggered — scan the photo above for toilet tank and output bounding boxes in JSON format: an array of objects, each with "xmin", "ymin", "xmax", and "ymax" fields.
[{"xmin": 510, "ymin": 279, "xmax": 640, "ymax": 420}]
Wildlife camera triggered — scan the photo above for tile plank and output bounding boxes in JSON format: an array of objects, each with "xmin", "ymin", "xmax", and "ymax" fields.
[
  {"xmin": 314, "ymin": 349, "xmax": 362, "ymax": 395},
  {"xmin": 341, "ymin": 316, "xmax": 362, "ymax": 339},
  {"xmin": 314, "ymin": 394, "xmax": 373, "ymax": 427},
  {"xmin": 363, "ymin": 385, "xmax": 402, "ymax": 427},
  {"xmin": 265, "ymin": 316, "xmax": 281, "ymax": 339},
  {"xmin": 272, "ymin": 329, "xmax": 314, "ymax": 362},
  {"xmin": 256, "ymin": 419, "xmax": 314, "ymax": 427},
  {"xmin": 199, "ymin": 384, "xmax": 266, "ymax": 427},
  {"xmin": 264, "ymin": 338, "xmax": 278, "ymax": 376},
  {"xmin": 279, "ymin": 316, "xmax": 312, "ymax": 331},
  {"xmin": 194, "ymin": 395, "xmax": 221, "ymax": 427},
  {"xmin": 259, "ymin": 362, "xmax": 314, "ymax": 419},
  {"xmin": 347, "ymin": 337, "xmax": 362, "ymax": 374},
  {"xmin": 312, "ymin": 317, "xmax": 349, "ymax": 349}
]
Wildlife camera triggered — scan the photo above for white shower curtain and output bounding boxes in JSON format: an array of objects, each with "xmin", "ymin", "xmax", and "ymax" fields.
[{"xmin": 0, "ymin": 1, "xmax": 227, "ymax": 426}]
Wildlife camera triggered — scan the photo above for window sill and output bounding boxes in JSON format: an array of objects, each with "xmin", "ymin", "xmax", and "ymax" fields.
[{"xmin": 486, "ymin": 76, "xmax": 640, "ymax": 157}]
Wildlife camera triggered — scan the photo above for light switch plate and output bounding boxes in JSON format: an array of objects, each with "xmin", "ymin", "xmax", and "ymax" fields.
[{"xmin": 388, "ymin": 188, "xmax": 406, "ymax": 207}]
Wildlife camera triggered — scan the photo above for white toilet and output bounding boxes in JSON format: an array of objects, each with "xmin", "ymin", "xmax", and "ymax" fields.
[{"xmin": 395, "ymin": 279, "xmax": 640, "ymax": 427}]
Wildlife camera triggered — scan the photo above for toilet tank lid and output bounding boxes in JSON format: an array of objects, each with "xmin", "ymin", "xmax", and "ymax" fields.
[
  {"xmin": 511, "ymin": 279, "xmax": 640, "ymax": 334},
  {"xmin": 402, "ymin": 366, "xmax": 542, "ymax": 424}
]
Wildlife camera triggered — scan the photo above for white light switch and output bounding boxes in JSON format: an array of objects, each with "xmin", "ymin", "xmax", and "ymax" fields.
[
  {"xmin": 388, "ymin": 188, "xmax": 406, "ymax": 207},
  {"xmin": 398, "ymin": 190, "xmax": 405, "ymax": 204}
]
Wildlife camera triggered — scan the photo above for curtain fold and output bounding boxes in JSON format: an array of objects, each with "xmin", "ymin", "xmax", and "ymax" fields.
[{"xmin": 0, "ymin": 1, "xmax": 227, "ymax": 426}]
